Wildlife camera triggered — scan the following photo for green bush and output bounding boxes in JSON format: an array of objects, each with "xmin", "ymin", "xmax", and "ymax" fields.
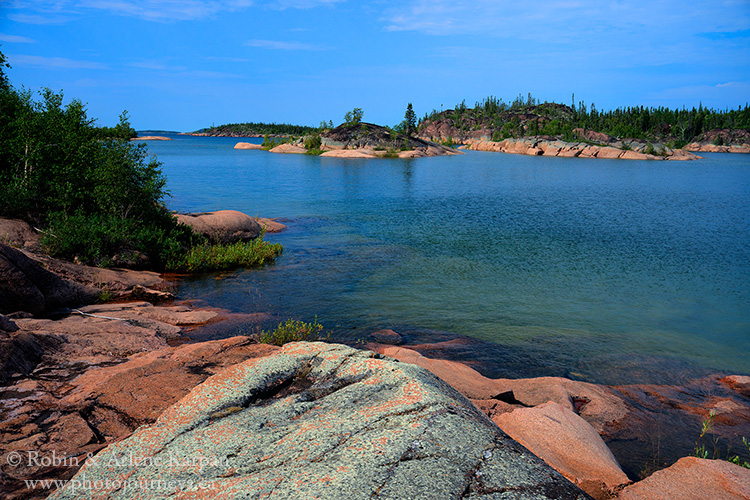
[
  {"xmin": 379, "ymin": 148, "xmax": 399, "ymax": 158},
  {"xmin": 304, "ymin": 133, "xmax": 322, "ymax": 150},
  {"xmin": 259, "ymin": 317, "xmax": 325, "ymax": 346}
]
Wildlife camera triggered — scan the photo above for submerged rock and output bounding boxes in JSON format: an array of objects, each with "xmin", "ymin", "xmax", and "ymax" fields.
[{"xmin": 50, "ymin": 342, "xmax": 589, "ymax": 499}]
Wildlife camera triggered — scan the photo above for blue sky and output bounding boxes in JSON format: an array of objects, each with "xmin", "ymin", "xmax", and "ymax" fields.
[{"xmin": 1, "ymin": 0, "xmax": 749, "ymax": 131}]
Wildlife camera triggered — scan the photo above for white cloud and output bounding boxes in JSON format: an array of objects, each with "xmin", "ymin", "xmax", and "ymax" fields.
[
  {"xmin": 129, "ymin": 61, "xmax": 189, "ymax": 71},
  {"xmin": 128, "ymin": 60, "xmax": 242, "ymax": 78},
  {"xmin": 0, "ymin": 33, "xmax": 37, "ymax": 43},
  {"xmin": 6, "ymin": 13, "xmax": 73, "ymax": 24},
  {"xmin": 383, "ymin": 0, "xmax": 750, "ymax": 38},
  {"xmin": 76, "ymin": 0, "xmax": 252, "ymax": 21},
  {"xmin": 8, "ymin": 54, "xmax": 108, "ymax": 69},
  {"xmin": 246, "ymin": 38, "xmax": 329, "ymax": 50},
  {"xmin": 271, "ymin": 0, "xmax": 345, "ymax": 8},
  {"xmin": 5, "ymin": 0, "xmax": 345, "ymax": 23}
]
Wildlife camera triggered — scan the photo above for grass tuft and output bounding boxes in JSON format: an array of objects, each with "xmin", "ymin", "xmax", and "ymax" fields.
[{"xmin": 169, "ymin": 235, "xmax": 282, "ymax": 272}]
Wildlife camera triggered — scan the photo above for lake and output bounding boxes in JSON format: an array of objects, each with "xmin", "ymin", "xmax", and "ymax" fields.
[{"xmin": 145, "ymin": 134, "xmax": 750, "ymax": 385}]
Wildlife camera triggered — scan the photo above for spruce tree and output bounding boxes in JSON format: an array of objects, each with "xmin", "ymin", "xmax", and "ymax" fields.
[{"xmin": 404, "ymin": 103, "xmax": 417, "ymax": 136}]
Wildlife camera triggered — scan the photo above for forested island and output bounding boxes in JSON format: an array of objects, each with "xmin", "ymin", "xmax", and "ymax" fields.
[
  {"xmin": 191, "ymin": 121, "xmax": 324, "ymax": 137},
  {"xmin": 417, "ymin": 94, "xmax": 750, "ymax": 149},
  {"xmin": 197, "ymin": 95, "xmax": 750, "ymax": 160}
]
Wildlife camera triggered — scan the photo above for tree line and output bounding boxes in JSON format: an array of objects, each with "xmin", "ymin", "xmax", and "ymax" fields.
[{"xmin": 420, "ymin": 93, "xmax": 750, "ymax": 147}]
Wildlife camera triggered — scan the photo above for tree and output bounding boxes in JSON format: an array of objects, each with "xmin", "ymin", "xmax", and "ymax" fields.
[
  {"xmin": 0, "ymin": 48, "xmax": 197, "ymax": 268},
  {"xmin": 343, "ymin": 108, "xmax": 363, "ymax": 127},
  {"xmin": 404, "ymin": 103, "xmax": 417, "ymax": 136}
]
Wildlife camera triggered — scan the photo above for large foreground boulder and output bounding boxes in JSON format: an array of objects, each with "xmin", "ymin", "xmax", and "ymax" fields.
[
  {"xmin": 174, "ymin": 210, "xmax": 262, "ymax": 244},
  {"xmin": 50, "ymin": 342, "xmax": 589, "ymax": 499}
]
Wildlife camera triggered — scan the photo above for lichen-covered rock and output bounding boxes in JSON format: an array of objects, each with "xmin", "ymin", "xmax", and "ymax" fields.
[{"xmin": 50, "ymin": 342, "xmax": 589, "ymax": 499}]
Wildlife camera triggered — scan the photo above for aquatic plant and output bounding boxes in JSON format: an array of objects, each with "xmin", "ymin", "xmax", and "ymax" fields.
[{"xmin": 169, "ymin": 235, "xmax": 282, "ymax": 272}]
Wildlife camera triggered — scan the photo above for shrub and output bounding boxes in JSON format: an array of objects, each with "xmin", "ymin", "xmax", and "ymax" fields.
[
  {"xmin": 304, "ymin": 133, "xmax": 322, "ymax": 150},
  {"xmin": 259, "ymin": 317, "xmax": 325, "ymax": 346}
]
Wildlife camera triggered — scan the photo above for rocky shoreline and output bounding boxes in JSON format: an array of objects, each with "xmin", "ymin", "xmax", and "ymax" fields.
[
  {"xmin": 233, "ymin": 122, "xmax": 463, "ymax": 159},
  {"xmin": 465, "ymin": 137, "xmax": 701, "ymax": 161},
  {"xmin": 1, "ymin": 215, "xmax": 749, "ymax": 499}
]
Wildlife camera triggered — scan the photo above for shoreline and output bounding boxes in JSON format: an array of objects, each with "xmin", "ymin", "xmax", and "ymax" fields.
[{"xmin": 2, "ymin": 214, "xmax": 749, "ymax": 498}]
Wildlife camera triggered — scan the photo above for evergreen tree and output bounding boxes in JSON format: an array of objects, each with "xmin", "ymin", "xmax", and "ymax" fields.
[{"xmin": 404, "ymin": 103, "xmax": 417, "ymax": 136}]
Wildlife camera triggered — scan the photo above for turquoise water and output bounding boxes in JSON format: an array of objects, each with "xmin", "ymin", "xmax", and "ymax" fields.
[{"xmin": 146, "ymin": 134, "xmax": 750, "ymax": 384}]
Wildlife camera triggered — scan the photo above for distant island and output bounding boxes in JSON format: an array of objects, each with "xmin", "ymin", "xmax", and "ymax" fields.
[
  {"xmin": 189, "ymin": 121, "xmax": 322, "ymax": 137},
  {"xmin": 227, "ymin": 108, "xmax": 460, "ymax": 158},
  {"xmin": 417, "ymin": 95, "xmax": 750, "ymax": 158},
  {"xmin": 202, "ymin": 95, "xmax": 750, "ymax": 160}
]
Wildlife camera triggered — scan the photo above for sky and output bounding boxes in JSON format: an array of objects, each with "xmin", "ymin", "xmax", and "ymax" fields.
[{"xmin": 0, "ymin": 0, "xmax": 749, "ymax": 131}]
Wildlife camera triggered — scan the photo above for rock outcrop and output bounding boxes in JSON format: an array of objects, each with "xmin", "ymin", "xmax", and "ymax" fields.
[
  {"xmin": 466, "ymin": 138, "xmax": 701, "ymax": 161},
  {"xmin": 617, "ymin": 456, "xmax": 750, "ymax": 500},
  {"xmin": 495, "ymin": 402, "xmax": 630, "ymax": 499},
  {"xmin": 683, "ymin": 128, "xmax": 750, "ymax": 153},
  {"xmin": 0, "ymin": 332, "xmax": 278, "ymax": 499},
  {"xmin": 174, "ymin": 210, "xmax": 262, "ymax": 244},
  {"xmin": 269, "ymin": 143, "xmax": 307, "ymax": 154},
  {"xmin": 684, "ymin": 142, "xmax": 750, "ymax": 153},
  {"xmin": 0, "ymin": 244, "xmax": 99, "ymax": 315},
  {"xmin": 0, "ymin": 218, "xmax": 41, "ymax": 252},
  {"xmin": 130, "ymin": 136, "xmax": 172, "ymax": 141},
  {"xmin": 233, "ymin": 142, "xmax": 263, "ymax": 150},
  {"xmin": 255, "ymin": 217, "xmax": 286, "ymax": 233},
  {"xmin": 50, "ymin": 342, "xmax": 589, "ymax": 499},
  {"xmin": 373, "ymin": 343, "xmax": 750, "ymax": 489}
]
